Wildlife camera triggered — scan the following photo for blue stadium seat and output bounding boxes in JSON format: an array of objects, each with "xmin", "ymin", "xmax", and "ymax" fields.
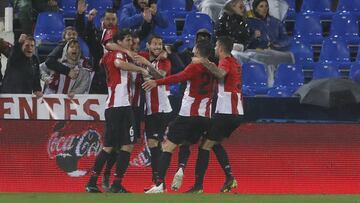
[
  {"xmin": 268, "ymin": 64, "xmax": 304, "ymax": 97},
  {"xmin": 349, "ymin": 63, "xmax": 360, "ymax": 82},
  {"xmin": 330, "ymin": 13, "xmax": 359, "ymax": 45},
  {"xmin": 154, "ymin": 12, "xmax": 179, "ymax": 44},
  {"xmin": 58, "ymin": 0, "xmax": 77, "ymax": 18},
  {"xmin": 313, "ymin": 62, "xmax": 341, "ymax": 79},
  {"xmin": 300, "ymin": 0, "xmax": 334, "ymax": 19},
  {"xmin": 319, "ymin": 37, "xmax": 350, "ymax": 65},
  {"xmin": 179, "ymin": 12, "xmax": 213, "ymax": 50},
  {"xmin": 291, "ymin": 40, "xmax": 313, "ymax": 66},
  {"xmin": 87, "ymin": 0, "xmax": 112, "ymax": 11},
  {"xmin": 337, "ymin": 0, "xmax": 360, "ymax": 14},
  {"xmin": 242, "ymin": 63, "xmax": 269, "ymax": 96},
  {"xmin": 157, "ymin": 0, "xmax": 187, "ymax": 12},
  {"xmin": 182, "ymin": 12, "xmax": 213, "ymax": 37},
  {"xmin": 34, "ymin": 12, "xmax": 65, "ymax": 44},
  {"xmin": 294, "ymin": 14, "xmax": 323, "ymax": 44}
]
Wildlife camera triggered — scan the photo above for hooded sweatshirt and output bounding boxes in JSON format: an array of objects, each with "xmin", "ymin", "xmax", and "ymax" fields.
[{"xmin": 40, "ymin": 41, "xmax": 92, "ymax": 94}]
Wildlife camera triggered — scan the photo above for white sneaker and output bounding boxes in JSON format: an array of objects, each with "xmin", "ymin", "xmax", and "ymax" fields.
[
  {"xmin": 171, "ymin": 168, "xmax": 184, "ymax": 191},
  {"xmin": 145, "ymin": 183, "xmax": 164, "ymax": 194}
]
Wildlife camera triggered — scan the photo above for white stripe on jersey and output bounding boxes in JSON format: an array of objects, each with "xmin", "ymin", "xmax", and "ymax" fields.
[
  {"xmin": 216, "ymin": 82, "xmax": 244, "ymax": 115},
  {"xmin": 178, "ymin": 81, "xmax": 211, "ymax": 117},
  {"xmin": 106, "ymin": 69, "xmax": 131, "ymax": 109},
  {"xmin": 145, "ymin": 84, "xmax": 172, "ymax": 115}
]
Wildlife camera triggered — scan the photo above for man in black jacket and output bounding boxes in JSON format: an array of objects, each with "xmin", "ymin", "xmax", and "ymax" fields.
[{"xmin": 1, "ymin": 34, "xmax": 43, "ymax": 97}]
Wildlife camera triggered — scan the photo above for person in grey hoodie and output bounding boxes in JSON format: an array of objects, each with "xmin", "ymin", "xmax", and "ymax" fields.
[{"xmin": 40, "ymin": 39, "xmax": 92, "ymax": 98}]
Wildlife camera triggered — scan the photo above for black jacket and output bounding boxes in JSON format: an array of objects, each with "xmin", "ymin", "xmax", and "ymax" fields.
[
  {"xmin": 215, "ymin": 12, "xmax": 251, "ymax": 49},
  {"xmin": 1, "ymin": 42, "xmax": 41, "ymax": 94}
]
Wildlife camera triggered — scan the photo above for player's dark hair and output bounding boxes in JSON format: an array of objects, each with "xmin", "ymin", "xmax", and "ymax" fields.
[
  {"xmin": 113, "ymin": 29, "xmax": 132, "ymax": 42},
  {"xmin": 195, "ymin": 39, "xmax": 212, "ymax": 58},
  {"xmin": 147, "ymin": 34, "xmax": 163, "ymax": 44},
  {"xmin": 217, "ymin": 36, "xmax": 234, "ymax": 54}
]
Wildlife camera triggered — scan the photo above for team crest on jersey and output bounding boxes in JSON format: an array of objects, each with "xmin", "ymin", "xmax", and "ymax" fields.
[{"xmin": 116, "ymin": 53, "xmax": 124, "ymax": 60}]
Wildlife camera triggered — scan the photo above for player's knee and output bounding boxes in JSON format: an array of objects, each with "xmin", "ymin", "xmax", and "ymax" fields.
[
  {"xmin": 147, "ymin": 138, "xmax": 159, "ymax": 148},
  {"xmin": 201, "ymin": 139, "xmax": 216, "ymax": 150},
  {"xmin": 162, "ymin": 140, "xmax": 177, "ymax": 152},
  {"xmin": 102, "ymin": 147, "xmax": 113, "ymax": 153},
  {"xmin": 120, "ymin": 144, "xmax": 133, "ymax": 152}
]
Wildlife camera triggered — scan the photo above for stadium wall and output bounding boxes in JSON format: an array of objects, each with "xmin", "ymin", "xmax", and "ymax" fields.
[{"xmin": 0, "ymin": 95, "xmax": 359, "ymax": 193}]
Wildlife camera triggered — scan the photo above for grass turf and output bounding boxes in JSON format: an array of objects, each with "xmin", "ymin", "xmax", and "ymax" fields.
[{"xmin": 1, "ymin": 193, "xmax": 360, "ymax": 203}]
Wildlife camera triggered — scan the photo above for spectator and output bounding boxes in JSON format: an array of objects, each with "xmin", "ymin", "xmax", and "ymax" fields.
[
  {"xmin": 119, "ymin": 0, "xmax": 168, "ymax": 48},
  {"xmin": 75, "ymin": 0, "xmax": 120, "ymax": 94},
  {"xmin": 40, "ymin": 39, "xmax": 92, "ymax": 98},
  {"xmin": 232, "ymin": 0, "xmax": 294, "ymax": 87},
  {"xmin": 215, "ymin": 0, "xmax": 251, "ymax": 51},
  {"xmin": 0, "ymin": 38, "xmax": 12, "ymax": 86},
  {"xmin": 243, "ymin": 0, "xmax": 289, "ymax": 21},
  {"xmin": 248, "ymin": 0, "xmax": 290, "ymax": 51},
  {"xmin": 45, "ymin": 26, "xmax": 82, "ymax": 80},
  {"xmin": 1, "ymin": 34, "xmax": 42, "ymax": 97}
]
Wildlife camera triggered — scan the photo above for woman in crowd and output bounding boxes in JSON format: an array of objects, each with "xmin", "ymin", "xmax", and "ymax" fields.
[
  {"xmin": 232, "ymin": 0, "xmax": 294, "ymax": 87},
  {"xmin": 215, "ymin": 0, "xmax": 251, "ymax": 52}
]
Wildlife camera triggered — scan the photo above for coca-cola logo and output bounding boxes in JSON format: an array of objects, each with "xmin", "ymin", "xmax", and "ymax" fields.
[{"xmin": 47, "ymin": 125, "xmax": 102, "ymax": 177}]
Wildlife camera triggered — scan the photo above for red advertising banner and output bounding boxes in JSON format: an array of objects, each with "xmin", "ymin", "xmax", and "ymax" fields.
[{"xmin": 1, "ymin": 95, "xmax": 360, "ymax": 193}]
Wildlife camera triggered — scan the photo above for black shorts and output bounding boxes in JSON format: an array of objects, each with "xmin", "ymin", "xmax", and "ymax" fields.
[
  {"xmin": 132, "ymin": 106, "xmax": 142, "ymax": 138},
  {"xmin": 145, "ymin": 113, "xmax": 170, "ymax": 141},
  {"xmin": 206, "ymin": 114, "xmax": 243, "ymax": 142},
  {"xmin": 167, "ymin": 116, "xmax": 211, "ymax": 145},
  {"xmin": 104, "ymin": 106, "xmax": 136, "ymax": 148}
]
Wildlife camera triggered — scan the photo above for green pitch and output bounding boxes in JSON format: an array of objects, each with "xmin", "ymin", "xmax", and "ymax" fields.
[{"xmin": 1, "ymin": 193, "xmax": 360, "ymax": 203}]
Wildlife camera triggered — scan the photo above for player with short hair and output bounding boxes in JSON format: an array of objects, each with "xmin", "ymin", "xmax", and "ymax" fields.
[
  {"xmin": 142, "ymin": 40, "xmax": 215, "ymax": 193},
  {"xmin": 85, "ymin": 29, "xmax": 149, "ymax": 193},
  {"xmin": 185, "ymin": 36, "xmax": 243, "ymax": 193}
]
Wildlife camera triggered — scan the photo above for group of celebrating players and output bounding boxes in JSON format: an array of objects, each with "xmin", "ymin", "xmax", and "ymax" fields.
[{"xmin": 85, "ymin": 28, "xmax": 244, "ymax": 194}]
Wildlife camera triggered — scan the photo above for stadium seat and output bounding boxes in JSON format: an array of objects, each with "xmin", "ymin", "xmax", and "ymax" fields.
[
  {"xmin": 154, "ymin": 12, "xmax": 179, "ymax": 44},
  {"xmin": 269, "ymin": 64, "xmax": 304, "ymax": 96},
  {"xmin": 87, "ymin": 0, "xmax": 112, "ymax": 11},
  {"xmin": 34, "ymin": 12, "xmax": 65, "ymax": 44},
  {"xmin": 337, "ymin": 0, "xmax": 360, "ymax": 14},
  {"xmin": 291, "ymin": 40, "xmax": 313, "ymax": 66},
  {"xmin": 329, "ymin": 13, "xmax": 359, "ymax": 45},
  {"xmin": 300, "ymin": 0, "xmax": 334, "ymax": 19},
  {"xmin": 178, "ymin": 12, "xmax": 213, "ymax": 50},
  {"xmin": 242, "ymin": 63, "xmax": 269, "ymax": 96},
  {"xmin": 349, "ymin": 63, "xmax": 360, "ymax": 82},
  {"xmin": 319, "ymin": 37, "xmax": 350, "ymax": 65},
  {"xmin": 312, "ymin": 62, "xmax": 341, "ymax": 79},
  {"xmin": 294, "ymin": 14, "xmax": 323, "ymax": 44},
  {"xmin": 58, "ymin": 0, "xmax": 77, "ymax": 18},
  {"xmin": 157, "ymin": 0, "xmax": 187, "ymax": 12}
]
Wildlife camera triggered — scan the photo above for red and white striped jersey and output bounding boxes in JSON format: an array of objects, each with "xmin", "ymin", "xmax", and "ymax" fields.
[
  {"xmin": 139, "ymin": 52, "xmax": 172, "ymax": 115},
  {"xmin": 130, "ymin": 72, "xmax": 142, "ymax": 107},
  {"xmin": 102, "ymin": 50, "xmax": 132, "ymax": 109},
  {"xmin": 156, "ymin": 63, "xmax": 215, "ymax": 117},
  {"xmin": 215, "ymin": 56, "xmax": 244, "ymax": 115}
]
